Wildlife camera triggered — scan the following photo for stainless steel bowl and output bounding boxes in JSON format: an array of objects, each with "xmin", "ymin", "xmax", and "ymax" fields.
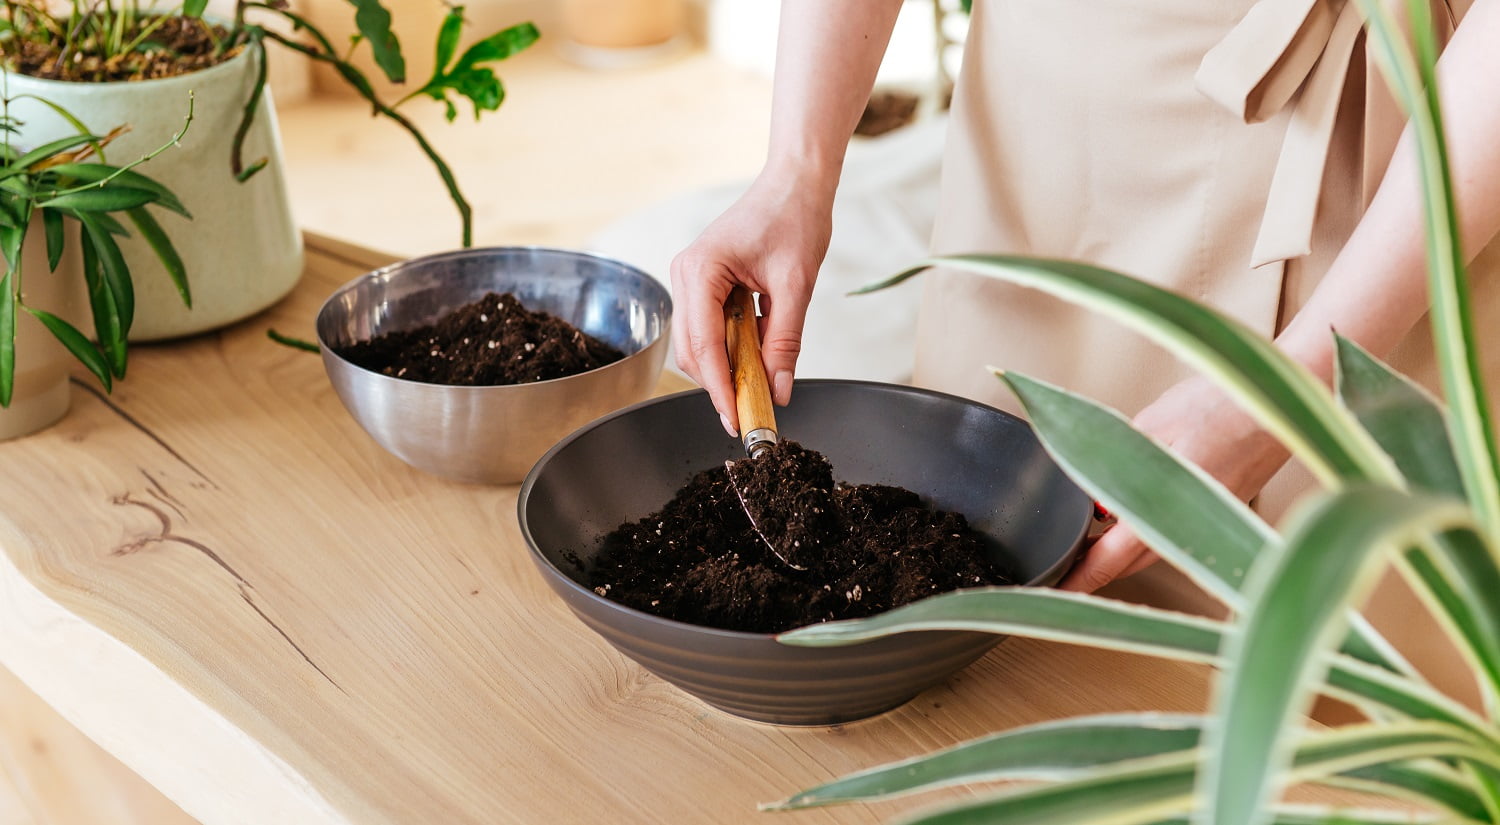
[{"xmin": 316, "ymin": 247, "xmax": 672, "ymax": 484}]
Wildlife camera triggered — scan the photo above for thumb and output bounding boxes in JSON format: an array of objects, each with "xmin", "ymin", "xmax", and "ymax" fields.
[{"xmin": 757, "ymin": 292, "xmax": 807, "ymax": 406}]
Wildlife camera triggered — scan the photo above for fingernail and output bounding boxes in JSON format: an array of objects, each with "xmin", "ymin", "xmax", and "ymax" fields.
[
  {"xmin": 773, "ymin": 370, "xmax": 793, "ymax": 405},
  {"xmin": 720, "ymin": 413, "xmax": 737, "ymax": 437}
]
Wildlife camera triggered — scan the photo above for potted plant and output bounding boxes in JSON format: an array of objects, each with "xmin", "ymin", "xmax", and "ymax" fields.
[
  {"xmin": 0, "ymin": 95, "xmax": 190, "ymax": 439},
  {"xmin": 0, "ymin": 0, "xmax": 537, "ymax": 339},
  {"xmin": 769, "ymin": 2, "xmax": 1500, "ymax": 824}
]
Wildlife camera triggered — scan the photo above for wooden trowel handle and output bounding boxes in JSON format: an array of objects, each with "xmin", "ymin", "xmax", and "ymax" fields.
[{"xmin": 724, "ymin": 286, "xmax": 778, "ymax": 457}]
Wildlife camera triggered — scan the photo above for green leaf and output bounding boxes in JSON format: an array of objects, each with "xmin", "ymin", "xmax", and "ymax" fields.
[
  {"xmin": 1000, "ymin": 371, "xmax": 1415, "ymax": 679},
  {"xmin": 866, "ymin": 256, "xmax": 1398, "ymax": 490},
  {"xmin": 125, "ymin": 207, "xmax": 189, "ymax": 308},
  {"xmin": 183, "ymin": 0, "xmax": 208, "ymax": 17},
  {"xmin": 1352, "ymin": 0, "xmax": 1500, "ymax": 539},
  {"xmin": 451, "ymin": 21, "xmax": 538, "ymax": 71},
  {"xmin": 452, "ymin": 67, "xmax": 503, "ymax": 119},
  {"xmin": 21, "ymin": 307, "xmax": 110, "ymax": 391},
  {"xmin": 780, "ymin": 586, "xmax": 1495, "ymax": 750},
  {"xmin": 0, "ymin": 134, "xmax": 104, "ymax": 180},
  {"xmin": 267, "ymin": 329, "xmax": 320, "ymax": 352},
  {"xmin": 899, "ymin": 721, "xmax": 1492, "ymax": 825},
  {"xmin": 777, "ymin": 712, "xmax": 1492, "ymax": 822},
  {"xmin": 780, "ymin": 587, "xmax": 1223, "ymax": 661},
  {"xmin": 771, "ymin": 714, "xmax": 1203, "ymax": 810},
  {"xmin": 0, "ymin": 217, "xmax": 24, "ymax": 271},
  {"xmin": 78, "ymin": 214, "xmax": 133, "ymax": 339},
  {"xmin": 43, "ymin": 163, "xmax": 190, "ymax": 218},
  {"xmin": 1204, "ymin": 487, "xmax": 1479, "ymax": 825},
  {"xmin": 40, "ymin": 208, "xmax": 64, "ymax": 272},
  {"xmin": 432, "ymin": 7, "xmax": 464, "ymax": 73},
  {"xmin": 350, "ymin": 0, "xmax": 405, "ymax": 83},
  {"xmin": 0, "ymin": 267, "xmax": 14, "ymax": 408},
  {"xmin": 39, "ymin": 186, "xmax": 157, "ymax": 213},
  {"xmin": 78, "ymin": 233, "xmax": 125, "ymax": 379},
  {"xmin": 7, "ymin": 96, "xmax": 107, "ymax": 164},
  {"xmin": 1335, "ymin": 335, "xmax": 1463, "ymax": 496}
]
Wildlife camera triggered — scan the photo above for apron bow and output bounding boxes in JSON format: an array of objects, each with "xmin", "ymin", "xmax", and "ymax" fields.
[{"xmin": 1196, "ymin": 0, "xmax": 1366, "ymax": 267}]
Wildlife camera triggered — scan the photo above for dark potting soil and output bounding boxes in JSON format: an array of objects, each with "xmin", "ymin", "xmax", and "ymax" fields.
[
  {"xmin": 586, "ymin": 440, "xmax": 1012, "ymax": 634},
  {"xmin": 1, "ymin": 17, "xmax": 238, "ymax": 82},
  {"xmin": 335, "ymin": 292, "xmax": 625, "ymax": 386}
]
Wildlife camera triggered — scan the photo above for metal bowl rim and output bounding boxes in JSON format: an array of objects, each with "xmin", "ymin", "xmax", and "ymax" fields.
[
  {"xmin": 516, "ymin": 378, "xmax": 1094, "ymax": 642},
  {"xmin": 315, "ymin": 245, "xmax": 672, "ymax": 391}
]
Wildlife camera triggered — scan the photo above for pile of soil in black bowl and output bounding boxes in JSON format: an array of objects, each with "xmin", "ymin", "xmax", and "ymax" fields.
[
  {"xmin": 335, "ymin": 292, "xmax": 625, "ymax": 385},
  {"xmin": 583, "ymin": 441, "xmax": 1013, "ymax": 634}
]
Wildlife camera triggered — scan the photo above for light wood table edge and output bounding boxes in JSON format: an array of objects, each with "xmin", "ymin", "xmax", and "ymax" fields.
[{"xmin": 0, "ymin": 514, "xmax": 349, "ymax": 825}]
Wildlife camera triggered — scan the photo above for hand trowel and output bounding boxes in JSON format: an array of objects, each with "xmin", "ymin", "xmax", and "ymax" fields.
[{"xmin": 722, "ymin": 286, "xmax": 838, "ymax": 572}]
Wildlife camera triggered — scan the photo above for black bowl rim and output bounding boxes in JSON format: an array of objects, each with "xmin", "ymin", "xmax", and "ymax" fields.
[
  {"xmin": 314, "ymin": 245, "xmax": 673, "ymax": 391},
  {"xmin": 516, "ymin": 378, "xmax": 1093, "ymax": 641}
]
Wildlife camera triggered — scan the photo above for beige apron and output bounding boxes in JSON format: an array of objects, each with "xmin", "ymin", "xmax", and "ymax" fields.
[{"xmin": 916, "ymin": 0, "xmax": 1498, "ymax": 708}]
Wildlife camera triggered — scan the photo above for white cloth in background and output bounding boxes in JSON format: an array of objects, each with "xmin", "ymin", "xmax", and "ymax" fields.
[{"xmin": 585, "ymin": 115, "xmax": 949, "ymax": 385}]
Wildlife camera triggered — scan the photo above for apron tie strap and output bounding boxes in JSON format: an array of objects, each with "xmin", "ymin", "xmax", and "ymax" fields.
[{"xmin": 1196, "ymin": 0, "xmax": 1365, "ymax": 267}]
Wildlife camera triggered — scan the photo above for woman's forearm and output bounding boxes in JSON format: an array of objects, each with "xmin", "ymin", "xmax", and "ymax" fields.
[
  {"xmin": 762, "ymin": 0, "xmax": 905, "ymax": 196},
  {"xmin": 1276, "ymin": 0, "xmax": 1500, "ymax": 380}
]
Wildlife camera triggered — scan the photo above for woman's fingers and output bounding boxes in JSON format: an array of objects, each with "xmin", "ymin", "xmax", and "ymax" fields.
[
  {"xmin": 670, "ymin": 252, "xmax": 738, "ymax": 436},
  {"xmin": 756, "ymin": 291, "xmax": 807, "ymax": 406},
  {"xmin": 1059, "ymin": 523, "xmax": 1153, "ymax": 592}
]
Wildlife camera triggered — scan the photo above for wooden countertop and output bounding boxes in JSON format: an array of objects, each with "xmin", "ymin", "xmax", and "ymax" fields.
[{"xmin": 0, "ymin": 234, "xmax": 1224, "ymax": 824}]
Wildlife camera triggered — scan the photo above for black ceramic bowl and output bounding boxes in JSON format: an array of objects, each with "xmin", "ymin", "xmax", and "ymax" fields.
[{"xmin": 518, "ymin": 380, "xmax": 1091, "ymax": 726}]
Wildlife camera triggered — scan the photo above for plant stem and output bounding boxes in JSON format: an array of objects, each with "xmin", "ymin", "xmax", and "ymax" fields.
[
  {"xmin": 36, "ymin": 95, "xmax": 194, "ymax": 199},
  {"xmin": 229, "ymin": 31, "xmax": 267, "ymax": 180},
  {"xmin": 266, "ymin": 328, "xmax": 318, "ymax": 352},
  {"xmin": 256, "ymin": 19, "xmax": 474, "ymax": 246}
]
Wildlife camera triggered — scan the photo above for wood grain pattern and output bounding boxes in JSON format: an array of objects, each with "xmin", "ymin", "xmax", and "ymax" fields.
[
  {"xmin": 724, "ymin": 285, "xmax": 777, "ymax": 447},
  {"xmin": 0, "ymin": 234, "xmax": 1378, "ymax": 824}
]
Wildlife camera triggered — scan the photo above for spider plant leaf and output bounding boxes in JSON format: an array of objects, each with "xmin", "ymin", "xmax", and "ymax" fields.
[
  {"xmin": 769, "ymin": 714, "xmax": 1204, "ymax": 810},
  {"xmin": 775, "ymin": 713, "xmax": 1490, "ymax": 820},
  {"xmin": 1336, "ymin": 334, "xmax": 1463, "ymax": 496},
  {"xmin": 1000, "ymin": 371, "xmax": 1413, "ymax": 677},
  {"xmin": 77, "ymin": 214, "xmax": 133, "ymax": 339},
  {"xmin": 125, "ymin": 207, "xmax": 189, "ymax": 308},
  {"xmin": 1203, "ymin": 487, "xmax": 1479, "ymax": 825},
  {"xmin": 22, "ymin": 307, "xmax": 110, "ymax": 391},
  {"xmin": 38, "ymin": 186, "xmax": 156, "ymax": 212},
  {"xmin": 350, "ymin": 0, "xmax": 405, "ymax": 83},
  {"xmin": 897, "ymin": 721, "xmax": 1492, "ymax": 825},
  {"xmin": 780, "ymin": 587, "xmax": 1223, "ymax": 661},
  {"xmin": 43, "ymin": 163, "xmax": 190, "ymax": 218},
  {"xmin": 183, "ymin": 0, "xmax": 208, "ymax": 17},
  {"xmin": 1352, "ymin": 0, "xmax": 1500, "ymax": 538},
  {"xmin": 40, "ymin": 207, "xmax": 63, "ymax": 272},
  {"xmin": 862, "ymin": 255, "xmax": 1398, "ymax": 490},
  {"xmin": 79, "ymin": 227, "xmax": 125, "ymax": 378}
]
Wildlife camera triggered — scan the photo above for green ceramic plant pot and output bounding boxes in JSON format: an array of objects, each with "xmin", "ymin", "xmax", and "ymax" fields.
[{"xmin": 3, "ymin": 45, "xmax": 303, "ymax": 340}]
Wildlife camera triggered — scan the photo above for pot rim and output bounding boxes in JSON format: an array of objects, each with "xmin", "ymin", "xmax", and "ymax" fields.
[{"xmin": 516, "ymin": 378, "xmax": 1095, "ymax": 642}]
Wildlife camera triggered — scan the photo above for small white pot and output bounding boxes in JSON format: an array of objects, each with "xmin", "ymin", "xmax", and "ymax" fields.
[
  {"xmin": 0, "ymin": 220, "xmax": 87, "ymax": 441},
  {"xmin": 4, "ymin": 44, "xmax": 303, "ymax": 340}
]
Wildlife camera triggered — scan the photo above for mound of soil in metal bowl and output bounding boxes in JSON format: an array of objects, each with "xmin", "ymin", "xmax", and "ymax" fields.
[
  {"xmin": 583, "ymin": 441, "xmax": 1013, "ymax": 633},
  {"xmin": 335, "ymin": 291, "xmax": 624, "ymax": 385}
]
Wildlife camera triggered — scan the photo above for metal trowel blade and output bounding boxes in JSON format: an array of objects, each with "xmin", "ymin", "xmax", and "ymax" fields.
[{"xmin": 724, "ymin": 441, "xmax": 838, "ymax": 572}]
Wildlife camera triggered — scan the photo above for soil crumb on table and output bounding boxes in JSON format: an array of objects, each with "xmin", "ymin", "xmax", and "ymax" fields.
[
  {"xmin": 586, "ymin": 440, "xmax": 1012, "ymax": 634},
  {"xmin": 335, "ymin": 292, "xmax": 624, "ymax": 385}
]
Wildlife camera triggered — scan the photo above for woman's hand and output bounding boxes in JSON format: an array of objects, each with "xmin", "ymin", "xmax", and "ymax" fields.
[
  {"xmin": 670, "ymin": 168, "xmax": 835, "ymax": 436},
  {"xmin": 1059, "ymin": 375, "xmax": 1292, "ymax": 592}
]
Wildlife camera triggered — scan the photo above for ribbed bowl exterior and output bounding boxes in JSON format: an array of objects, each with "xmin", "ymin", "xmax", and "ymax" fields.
[{"xmin": 519, "ymin": 381, "xmax": 1092, "ymax": 725}]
